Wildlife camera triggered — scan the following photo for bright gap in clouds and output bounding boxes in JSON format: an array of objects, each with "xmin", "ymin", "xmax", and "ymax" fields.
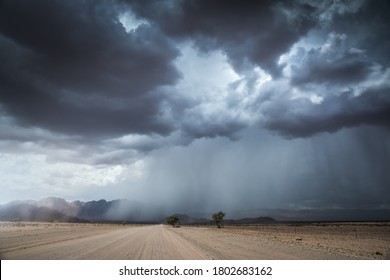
[
  {"xmin": 174, "ymin": 43, "xmax": 241, "ymax": 97},
  {"xmin": 118, "ymin": 10, "xmax": 148, "ymax": 32}
]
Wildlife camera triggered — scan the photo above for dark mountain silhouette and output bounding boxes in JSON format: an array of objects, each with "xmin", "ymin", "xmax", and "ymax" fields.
[{"xmin": 0, "ymin": 197, "xmax": 165, "ymax": 223}]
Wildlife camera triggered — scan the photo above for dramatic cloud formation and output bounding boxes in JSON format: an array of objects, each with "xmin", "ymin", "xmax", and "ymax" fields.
[
  {"xmin": 0, "ymin": 0, "xmax": 389, "ymax": 214},
  {"xmin": 0, "ymin": 0, "xmax": 179, "ymax": 137}
]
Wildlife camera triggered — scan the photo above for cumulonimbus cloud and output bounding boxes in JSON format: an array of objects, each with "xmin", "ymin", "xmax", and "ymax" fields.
[{"xmin": 0, "ymin": 0, "xmax": 389, "ymax": 145}]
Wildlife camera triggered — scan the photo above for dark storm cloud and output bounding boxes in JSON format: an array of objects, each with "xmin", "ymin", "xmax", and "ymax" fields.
[
  {"xmin": 0, "ymin": 0, "xmax": 179, "ymax": 137},
  {"xmin": 266, "ymin": 27, "xmax": 390, "ymax": 137},
  {"xmin": 261, "ymin": 0, "xmax": 390, "ymax": 138},
  {"xmin": 289, "ymin": 36, "xmax": 373, "ymax": 86},
  {"xmin": 181, "ymin": 118, "xmax": 245, "ymax": 140},
  {"xmin": 285, "ymin": 0, "xmax": 390, "ymax": 88},
  {"xmin": 128, "ymin": 0, "xmax": 316, "ymax": 76},
  {"xmin": 328, "ymin": 0, "xmax": 390, "ymax": 65},
  {"xmin": 1, "ymin": 0, "xmax": 390, "ymax": 143},
  {"xmin": 126, "ymin": 0, "xmax": 390, "ymax": 138},
  {"xmin": 264, "ymin": 91, "xmax": 390, "ymax": 138}
]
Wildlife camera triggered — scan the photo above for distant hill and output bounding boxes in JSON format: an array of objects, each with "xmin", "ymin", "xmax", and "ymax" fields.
[
  {"xmin": 0, "ymin": 198, "xmax": 277, "ymax": 224},
  {"xmin": 0, "ymin": 197, "xmax": 164, "ymax": 223}
]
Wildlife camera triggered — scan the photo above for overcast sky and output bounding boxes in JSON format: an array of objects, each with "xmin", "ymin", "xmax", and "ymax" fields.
[{"xmin": 0, "ymin": 0, "xmax": 389, "ymax": 213}]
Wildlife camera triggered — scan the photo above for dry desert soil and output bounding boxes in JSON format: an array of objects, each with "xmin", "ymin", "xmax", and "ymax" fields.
[{"xmin": 0, "ymin": 222, "xmax": 389, "ymax": 260}]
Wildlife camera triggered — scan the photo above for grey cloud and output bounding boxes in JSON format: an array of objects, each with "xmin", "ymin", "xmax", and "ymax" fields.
[
  {"xmin": 262, "ymin": 84, "xmax": 390, "ymax": 138},
  {"xmin": 128, "ymin": 0, "xmax": 317, "ymax": 76},
  {"xmin": 256, "ymin": 0, "xmax": 390, "ymax": 138},
  {"xmin": 329, "ymin": 0, "xmax": 390, "ymax": 65},
  {"xmin": 0, "ymin": 0, "xmax": 179, "ymax": 138},
  {"xmin": 289, "ymin": 33, "xmax": 373, "ymax": 86},
  {"xmin": 1, "ymin": 0, "xmax": 389, "ymax": 152},
  {"xmin": 127, "ymin": 0, "xmax": 390, "ymax": 139},
  {"xmin": 181, "ymin": 118, "xmax": 245, "ymax": 140}
]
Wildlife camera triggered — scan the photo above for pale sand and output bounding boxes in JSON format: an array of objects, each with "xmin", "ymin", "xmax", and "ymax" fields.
[{"xmin": 0, "ymin": 222, "xmax": 389, "ymax": 259}]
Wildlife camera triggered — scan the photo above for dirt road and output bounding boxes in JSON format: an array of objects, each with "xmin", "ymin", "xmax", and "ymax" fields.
[{"xmin": 0, "ymin": 223, "xmax": 365, "ymax": 259}]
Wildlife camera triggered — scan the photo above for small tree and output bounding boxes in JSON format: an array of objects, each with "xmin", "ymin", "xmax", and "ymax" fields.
[
  {"xmin": 166, "ymin": 215, "xmax": 180, "ymax": 227},
  {"xmin": 212, "ymin": 211, "xmax": 225, "ymax": 228}
]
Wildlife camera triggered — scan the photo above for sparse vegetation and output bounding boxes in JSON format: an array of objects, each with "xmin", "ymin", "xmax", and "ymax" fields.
[
  {"xmin": 212, "ymin": 211, "xmax": 225, "ymax": 228},
  {"xmin": 166, "ymin": 215, "xmax": 180, "ymax": 227}
]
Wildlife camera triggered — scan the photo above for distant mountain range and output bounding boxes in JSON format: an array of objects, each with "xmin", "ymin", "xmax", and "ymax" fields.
[
  {"xmin": 0, "ymin": 197, "xmax": 277, "ymax": 224},
  {"xmin": 0, "ymin": 197, "xmax": 389, "ymax": 223},
  {"xmin": 0, "ymin": 197, "xmax": 165, "ymax": 223}
]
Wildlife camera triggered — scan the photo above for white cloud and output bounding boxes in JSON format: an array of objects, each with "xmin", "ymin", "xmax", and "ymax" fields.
[
  {"xmin": 174, "ymin": 43, "xmax": 241, "ymax": 98},
  {"xmin": 161, "ymin": 43, "xmax": 255, "ymax": 136},
  {"xmin": 118, "ymin": 10, "xmax": 148, "ymax": 33},
  {"xmin": 0, "ymin": 152, "xmax": 128, "ymax": 203},
  {"xmin": 310, "ymin": 94, "xmax": 324, "ymax": 104},
  {"xmin": 163, "ymin": 44, "xmax": 282, "ymax": 138}
]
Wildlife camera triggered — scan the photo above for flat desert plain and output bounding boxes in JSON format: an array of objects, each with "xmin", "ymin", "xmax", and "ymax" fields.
[{"xmin": 0, "ymin": 222, "xmax": 389, "ymax": 260}]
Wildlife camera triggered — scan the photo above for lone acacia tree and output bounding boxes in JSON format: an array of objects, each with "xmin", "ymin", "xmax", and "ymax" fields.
[
  {"xmin": 212, "ymin": 211, "xmax": 225, "ymax": 228},
  {"xmin": 166, "ymin": 215, "xmax": 180, "ymax": 227}
]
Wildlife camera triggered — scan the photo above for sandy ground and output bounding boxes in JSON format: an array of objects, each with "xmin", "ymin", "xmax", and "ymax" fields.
[{"xmin": 0, "ymin": 222, "xmax": 389, "ymax": 260}]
